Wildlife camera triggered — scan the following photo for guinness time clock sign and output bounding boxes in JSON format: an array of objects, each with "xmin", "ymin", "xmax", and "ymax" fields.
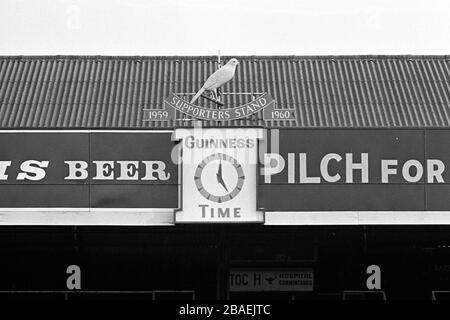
[{"xmin": 173, "ymin": 128, "xmax": 264, "ymax": 223}]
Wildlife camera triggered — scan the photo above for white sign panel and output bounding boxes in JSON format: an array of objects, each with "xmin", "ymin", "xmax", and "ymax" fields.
[
  {"xmin": 173, "ymin": 127, "xmax": 264, "ymax": 223},
  {"xmin": 229, "ymin": 269, "xmax": 314, "ymax": 292}
]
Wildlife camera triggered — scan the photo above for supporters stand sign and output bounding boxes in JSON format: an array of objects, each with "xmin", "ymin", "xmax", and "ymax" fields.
[{"xmin": 143, "ymin": 93, "xmax": 295, "ymax": 121}]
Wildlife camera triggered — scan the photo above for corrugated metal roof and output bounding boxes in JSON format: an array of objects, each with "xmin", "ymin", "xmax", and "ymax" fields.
[{"xmin": 1, "ymin": 55, "xmax": 450, "ymax": 128}]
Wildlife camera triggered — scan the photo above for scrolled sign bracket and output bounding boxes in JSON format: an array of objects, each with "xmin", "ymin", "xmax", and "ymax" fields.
[{"xmin": 143, "ymin": 92, "xmax": 295, "ymax": 122}]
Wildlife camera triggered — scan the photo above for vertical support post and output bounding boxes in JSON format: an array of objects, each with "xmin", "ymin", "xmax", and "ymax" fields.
[
  {"xmin": 216, "ymin": 50, "xmax": 223, "ymax": 127},
  {"xmin": 217, "ymin": 50, "xmax": 222, "ymax": 104},
  {"xmin": 216, "ymin": 256, "xmax": 221, "ymax": 299},
  {"xmin": 313, "ymin": 232, "xmax": 319, "ymax": 262},
  {"xmin": 73, "ymin": 226, "xmax": 79, "ymax": 253},
  {"xmin": 216, "ymin": 226, "xmax": 228, "ymax": 300},
  {"xmin": 363, "ymin": 225, "xmax": 368, "ymax": 253},
  {"xmin": 313, "ymin": 232, "xmax": 319, "ymax": 294}
]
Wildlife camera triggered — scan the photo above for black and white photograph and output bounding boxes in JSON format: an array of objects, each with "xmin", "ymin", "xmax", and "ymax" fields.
[{"xmin": 0, "ymin": 0, "xmax": 450, "ymax": 316}]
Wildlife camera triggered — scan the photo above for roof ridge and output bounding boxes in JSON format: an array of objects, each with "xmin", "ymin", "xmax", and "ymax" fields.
[{"xmin": 0, "ymin": 55, "xmax": 450, "ymax": 60}]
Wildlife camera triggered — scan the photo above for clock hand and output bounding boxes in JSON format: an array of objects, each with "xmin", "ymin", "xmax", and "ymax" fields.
[
  {"xmin": 218, "ymin": 177, "xmax": 229, "ymax": 192},
  {"xmin": 216, "ymin": 160, "xmax": 229, "ymax": 192},
  {"xmin": 218, "ymin": 159, "xmax": 223, "ymax": 177}
]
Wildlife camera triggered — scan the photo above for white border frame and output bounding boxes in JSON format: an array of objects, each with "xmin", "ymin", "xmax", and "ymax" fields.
[
  {"xmin": 0, "ymin": 130, "xmax": 174, "ymax": 133},
  {"xmin": 265, "ymin": 211, "xmax": 450, "ymax": 225},
  {"xmin": 0, "ymin": 208, "xmax": 174, "ymax": 226}
]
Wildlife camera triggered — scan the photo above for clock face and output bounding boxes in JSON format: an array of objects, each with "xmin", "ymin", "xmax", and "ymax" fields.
[{"xmin": 194, "ymin": 153, "xmax": 245, "ymax": 203}]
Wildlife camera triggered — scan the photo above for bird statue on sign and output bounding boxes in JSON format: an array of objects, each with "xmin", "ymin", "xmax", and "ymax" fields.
[{"xmin": 190, "ymin": 58, "xmax": 239, "ymax": 104}]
